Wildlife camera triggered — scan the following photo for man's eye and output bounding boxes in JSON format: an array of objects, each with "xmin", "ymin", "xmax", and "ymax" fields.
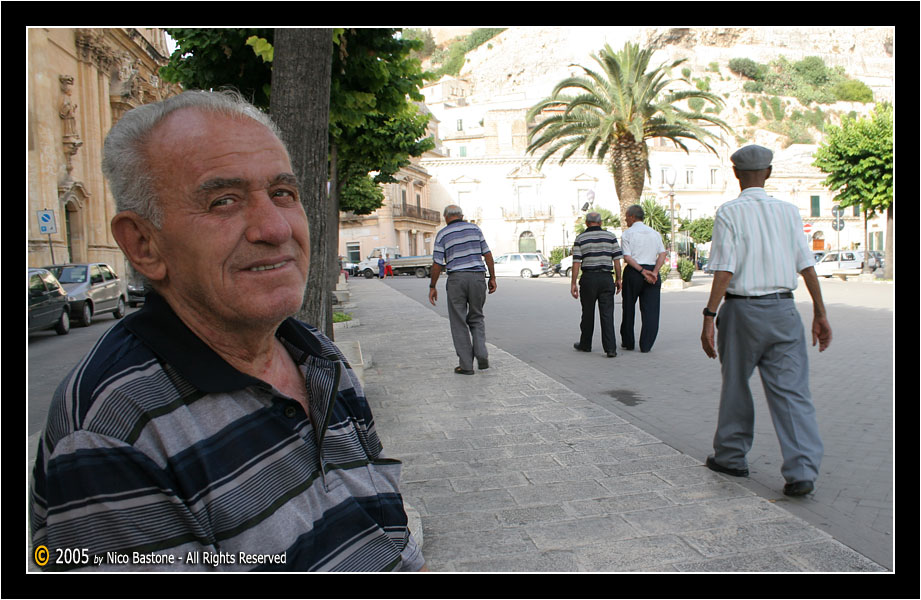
[{"xmin": 210, "ymin": 197, "xmax": 235, "ymax": 209}]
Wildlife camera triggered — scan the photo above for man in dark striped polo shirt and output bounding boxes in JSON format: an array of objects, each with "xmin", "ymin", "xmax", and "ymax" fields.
[
  {"xmin": 570, "ymin": 211, "xmax": 624, "ymax": 357},
  {"xmin": 29, "ymin": 90, "xmax": 424, "ymax": 572},
  {"xmin": 428, "ymin": 205, "xmax": 497, "ymax": 375}
]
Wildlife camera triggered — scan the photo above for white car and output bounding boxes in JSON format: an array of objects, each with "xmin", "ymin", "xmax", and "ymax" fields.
[
  {"xmin": 493, "ymin": 252, "xmax": 550, "ymax": 278},
  {"xmin": 559, "ymin": 255, "xmax": 573, "ymax": 277},
  {"xmin": 813, "ymin": 250, "xmax": 879, "ymax": 277}
]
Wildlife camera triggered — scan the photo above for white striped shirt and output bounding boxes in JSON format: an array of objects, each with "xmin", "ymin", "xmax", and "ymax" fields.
[{"xmin": 707, "ymin": 187, "xmax": 814, "ymax": 296}]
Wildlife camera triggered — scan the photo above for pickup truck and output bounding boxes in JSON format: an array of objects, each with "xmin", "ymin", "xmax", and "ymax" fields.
[{"xmin": 358, "ymin": 247, "xmax": 433, "ymax": 279}]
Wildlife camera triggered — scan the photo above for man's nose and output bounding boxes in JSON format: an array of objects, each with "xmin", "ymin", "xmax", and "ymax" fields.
[{"xmin": 245, "ymin": 193, "xmax": 293, "ymax": 245}]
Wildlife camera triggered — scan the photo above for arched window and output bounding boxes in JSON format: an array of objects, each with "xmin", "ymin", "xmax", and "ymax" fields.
[{"xmin": 519, "ymin": 231, "xmax": 536, "ymax": 253}]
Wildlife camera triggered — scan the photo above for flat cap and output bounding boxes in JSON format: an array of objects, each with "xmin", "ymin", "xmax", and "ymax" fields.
[{"xmin": 730, "ymin": 145, "xmax": 773, "ymax": 171}]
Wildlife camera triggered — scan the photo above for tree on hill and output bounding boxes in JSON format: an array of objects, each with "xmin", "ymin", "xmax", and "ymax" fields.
[{"xmin": 526, "ymin": 42, "xmax": 733, "ymax": 223}]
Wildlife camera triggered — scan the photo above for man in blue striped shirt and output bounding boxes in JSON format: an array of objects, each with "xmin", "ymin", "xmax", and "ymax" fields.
[
  {"xmin": 570, "ymin": 212, "xmax": 624, "ymax": 357},
  {"xmin": 29, "ymin": 90, "xmax": 424, "ymax": 571},
  {"xmin": 429, "ymin": 205, "xmax": 496, "ymax": 374}
]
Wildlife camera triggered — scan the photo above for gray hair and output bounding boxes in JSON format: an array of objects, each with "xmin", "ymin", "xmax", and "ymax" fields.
[
  {"xmin": 625, "ymin": 204, "xmax": 645, "ymax": 221},
  {"xmin": 101, "ymin": 89, "xmax": 281, "ymax": 229},
  {"xmin": 443, "ymin": 205, "xmax": 464, "ymax": 219},
  {"xmin": 585, "ymin": 211, "xmax": 602, "ymax": 224}
]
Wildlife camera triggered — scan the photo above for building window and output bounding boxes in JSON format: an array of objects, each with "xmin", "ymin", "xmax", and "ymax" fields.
[
  {"xmin": 853, "ymin": 204, "xmax": 860, "ymax": 217},
  {"xmin": 710, "ymin": 168, "xmax": 718, "ymax": 186},
  {"xmin": 346, "ymin": 242, "xmax": 361, "ymax": 263},
  {"xmin": 456, "ymin": 119, "xmax": 463, "ymax": 131},
  {"xmin": 685, "ymin": 169, "xmax": 694, "ymax": 186},
  {"xmin": 459, "ymin": 146, "xmax": 467, "ymax": 157},
  {"xmin": 811, "ymin": 195, "xmax": 820, "ymax": 217}
]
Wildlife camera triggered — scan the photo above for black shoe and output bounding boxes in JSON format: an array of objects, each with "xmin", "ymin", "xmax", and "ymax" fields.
[
  {"xmin": 454, "ymin": 366, "xmax": 474, "ymax": 375},
  {"xmin": 621, "ymin": 344, "xmax": 634, "ymax": 351},
  {"xmin": 573, "ymin": 343, "xmax": 591, "ymax": 352},
  {"xmin": 706, "ymin": 455, "xmax": 749, "ymax": 477},
  {"xmin": 477, "ymin": 359, "xmax": 489, "ymax": 370},
  {"xmin": 605, "ymin": 351, "xmax": 617, "ymax": 358},
  {"xmin": 783, "ymin": 481, "xmax": 814, "ymax": 497}
]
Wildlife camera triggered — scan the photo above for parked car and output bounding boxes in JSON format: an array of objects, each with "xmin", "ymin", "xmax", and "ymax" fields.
[
  {"xmin": 28, "ymin": 268, "xmax": 70, "ymax": 335},
  {"xmin": 813, "ymin": 250, "xmax": 879, "ymax": 278},
  {"xmin": 127, "ymin": 280, "xmax": 147, "ymax": 307},
  {"xmin": 44, "ymin": 263, "xmax": 128, "ymax": 326},
  {"xmin": 559, "ymin": 255, "xmax": 574, "ymax": 277},
  {"xmin": 813, "ymin": 251, "xmax": 826, "ymax": 263},
  {"xmin": 492, "ymin": 252, "xmax": 550, "ymax": 278}
]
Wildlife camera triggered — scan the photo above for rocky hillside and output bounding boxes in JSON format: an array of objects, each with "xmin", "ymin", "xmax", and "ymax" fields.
[{"xmin": 450, "ymin": 26, "xmax": 894, "ymax": 146}]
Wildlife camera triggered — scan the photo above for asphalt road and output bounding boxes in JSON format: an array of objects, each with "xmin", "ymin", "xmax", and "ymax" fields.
[{"xmin": 381, "ymin": 271, "xmax": 895, "ymax": 570}]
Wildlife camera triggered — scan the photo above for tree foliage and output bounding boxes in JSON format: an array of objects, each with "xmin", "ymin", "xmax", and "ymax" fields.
[
  {"xmin": 527, "ymin": 42, "xmax": 732, "ymax": 222},
  {"xmin": 812, "ymin": 102, "xmax": 893, "ymax": 217},
  {"xmin": 161, "ymin": 29, "xmax": 273, "ymax": 108}
]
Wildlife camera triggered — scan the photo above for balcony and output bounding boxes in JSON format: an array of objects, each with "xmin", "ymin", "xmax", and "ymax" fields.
[{"xmin": 392, "ymin": 202, "xmax": 441, "ymax": 224}]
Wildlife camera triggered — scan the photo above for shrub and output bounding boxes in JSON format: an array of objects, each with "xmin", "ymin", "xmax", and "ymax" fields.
[
  {"xmin": 678, "ymin": 258, "xmax": 695, "ymax": 282},
  {"xmin": 833, "ymin": 79, "xmax": 874, "ymax": 103},
  {"xmin": 729, "ymin": 57, "xmax": 764, "ymax": 80},
  {"xmin": 333, "ymin": 312, "xmax": 352, "ymax": 323}
]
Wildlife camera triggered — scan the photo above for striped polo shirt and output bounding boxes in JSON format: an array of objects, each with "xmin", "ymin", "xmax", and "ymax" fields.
[
  {"xmin": 432, "ymin": 219, "xmax": 490, "ymax": 272},
  {"xmin": 707, "ymin": 187, "xmax": 814, "ymax": 296},
  {"xmin": 572, "ymin": 226, "xmax": 623, "ymax": 272},
  {"xmin": 29, "ymin": 292, "xmax": 423, "ymax": 572}
]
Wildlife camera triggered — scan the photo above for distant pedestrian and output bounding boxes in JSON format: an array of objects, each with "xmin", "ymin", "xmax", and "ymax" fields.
[
  {"xmin": 385, "ymin": 255, "xmax": 394, "ymax": 278},
  {"xmin": 701, "ymin": 144, "xmax": 832, "ymax": 498},
  {"xmin": 429, "ymin": 205, "xmax": 497, "ymax": 374},
  {"xmin": 570, "ymin": 211, "xmax": 623, "ymax": 357},
  {"xmin": 378, "ymin": 255, "xmax": 387, "ymax": 279},
  {"xmin": 619, "ymin": 204, "xmax": 667, "ymax": 352}
]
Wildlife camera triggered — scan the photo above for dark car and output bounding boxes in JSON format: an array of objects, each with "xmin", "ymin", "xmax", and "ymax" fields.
[
  {"xmin": 127, "ymin": 279, "xmax": 147, "ymax": 307},
  {"xmin": 44, "ymin": 263, "xmax": 128, "ymax": 326},
  {"xmin": 28, "ymin": 268, "xmax": 70, "ymax": 335}
]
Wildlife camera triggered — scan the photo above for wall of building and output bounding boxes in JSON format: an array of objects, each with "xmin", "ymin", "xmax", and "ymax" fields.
[{"xmin": 27, "ymin": 28, "xmax": 178, "ymax": 277}]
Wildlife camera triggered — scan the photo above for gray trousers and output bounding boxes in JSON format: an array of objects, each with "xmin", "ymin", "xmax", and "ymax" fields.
[
  {"xmin": 446, "ymin": 271, "xmax": 488, "ymax": 370},
  {"xmin": 714, "ymin": 297, "xmax": 823, "ymax": 483}
]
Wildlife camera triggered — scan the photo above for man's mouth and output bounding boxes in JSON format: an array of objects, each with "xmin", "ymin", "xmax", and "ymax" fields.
[{"xmin": 247, "ymin": 260, "xmax": 288, "ymax": 272}]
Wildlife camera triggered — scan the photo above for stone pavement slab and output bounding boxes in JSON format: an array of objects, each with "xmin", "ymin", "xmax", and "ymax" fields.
[{"xmin": 335, "ymin": 278, "xmax": 889, "ymax": 573}]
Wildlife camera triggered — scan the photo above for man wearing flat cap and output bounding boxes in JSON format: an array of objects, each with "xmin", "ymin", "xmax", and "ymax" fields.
[{"xmin": 700, "ymin": 144, "xmax": 832, "ymax": 498}]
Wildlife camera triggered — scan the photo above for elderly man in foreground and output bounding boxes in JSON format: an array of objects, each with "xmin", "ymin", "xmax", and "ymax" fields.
[{"xmin": 29, "ymin": 90, "xmax": 425, "ymax": 572}]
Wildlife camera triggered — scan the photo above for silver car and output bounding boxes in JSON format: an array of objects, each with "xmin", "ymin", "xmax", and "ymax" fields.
[
  {"xmin": 493, "ymin": 252, "xmax": 550, "ymax": 278},
  {"xmin": 44, "ymin": 263, "xmax": 128, "ymax": 326}
]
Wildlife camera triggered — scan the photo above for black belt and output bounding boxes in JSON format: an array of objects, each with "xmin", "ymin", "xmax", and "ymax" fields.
[{"xmin": 725, "ymin": 292, "xmax": 793, "ymax": 300}]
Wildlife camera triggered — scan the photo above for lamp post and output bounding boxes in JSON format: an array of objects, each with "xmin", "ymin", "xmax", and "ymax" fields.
[{"xmin": 664, "ymin": 167, "xmax": 680, "ymax": 281}]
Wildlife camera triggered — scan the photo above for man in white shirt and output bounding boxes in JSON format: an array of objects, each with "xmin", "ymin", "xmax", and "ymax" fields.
[
  {"xmin": 700, "ymin": 144, "xmax": 832, "ymax": 498},
  {"xmin": 619, "ymin": 205, "xmax": 667, "ymax": 352}
]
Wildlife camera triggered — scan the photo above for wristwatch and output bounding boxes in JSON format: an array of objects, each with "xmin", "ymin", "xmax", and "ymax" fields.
[{"xmin": 702, "ymin": 307, "xmax": 717, "ymax": 318}]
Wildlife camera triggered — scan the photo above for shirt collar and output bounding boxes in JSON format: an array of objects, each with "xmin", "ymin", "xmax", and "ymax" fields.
[
  {"xmin": 124, "ymin": 291, "xmax": 328, "ymax": 394},
  {"xmin": 585, "ymin": 225, "xmax": 603, "ymax": 231}
]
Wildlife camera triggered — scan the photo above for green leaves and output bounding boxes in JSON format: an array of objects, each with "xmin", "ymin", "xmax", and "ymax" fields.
[{"xmin": 812, "ymin": 103, "xmax": 892, "ymax": 216}]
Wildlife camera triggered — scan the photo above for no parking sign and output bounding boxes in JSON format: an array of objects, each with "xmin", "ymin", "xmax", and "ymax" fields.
[{"xmin": 37, "ymin": 210, "xmax": 58, "ymax": 234}]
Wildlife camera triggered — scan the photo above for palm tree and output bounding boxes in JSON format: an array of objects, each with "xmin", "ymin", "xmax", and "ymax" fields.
[{"xmin": 526, "ymin": 42, "xmax": 733, "ymax": 222}]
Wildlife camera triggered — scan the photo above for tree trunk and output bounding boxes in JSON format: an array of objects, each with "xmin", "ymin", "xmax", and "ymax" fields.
[
  {"xmin": 270, "ymin": 29, "xmax": 334, "ymax": 337},
  {"xmin": 884, "ymin": 204, "xmax": 893, "ymax": 280},
  {"xmin": 610, "ymin": 137, "xmax": 648, "ymax": 224}
]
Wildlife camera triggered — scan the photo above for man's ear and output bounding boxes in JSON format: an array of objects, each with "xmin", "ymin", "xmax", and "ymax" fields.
[{"xmin": 111, "ymin": 211, "xmax": 167, "ymax": 282}]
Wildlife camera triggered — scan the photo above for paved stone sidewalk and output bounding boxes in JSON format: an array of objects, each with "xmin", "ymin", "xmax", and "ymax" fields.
[{"xmin": 336, "ymin": 279, "xmax": 887, "ymax": 573}]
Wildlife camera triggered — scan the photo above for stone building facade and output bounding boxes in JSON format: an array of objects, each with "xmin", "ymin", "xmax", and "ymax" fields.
[{"xmin": 27, "ymin": 28, "xmax": 180, "ymax": 275}]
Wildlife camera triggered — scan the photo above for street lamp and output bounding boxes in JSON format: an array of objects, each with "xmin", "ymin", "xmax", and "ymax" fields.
[{"xmin": 663, "ymin": 166, "xmax": 680, "ymax": 281}]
